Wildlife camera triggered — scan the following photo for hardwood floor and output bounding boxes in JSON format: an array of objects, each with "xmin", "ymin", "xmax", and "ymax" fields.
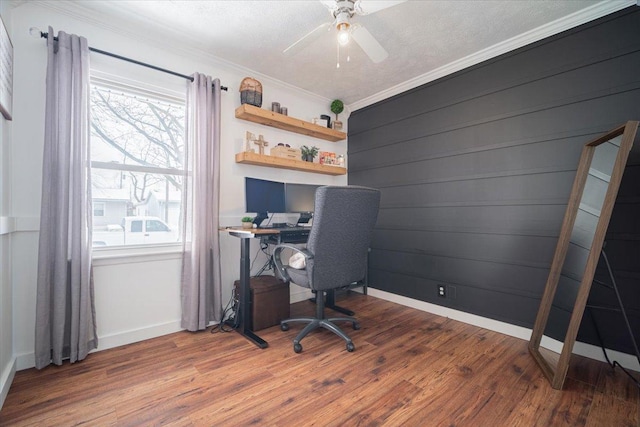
[{"xmin": 1, "ymin": 294, "xmax": 638, "ymax": 426}]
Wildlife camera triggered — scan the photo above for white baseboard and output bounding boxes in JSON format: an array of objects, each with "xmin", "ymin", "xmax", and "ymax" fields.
[
  {"xmin": 367, "ymin": 288, "xmax": 533, "ymax": 339},
  {"xmin": 13, "ymin": 288, "xmax": 634, "ymax": 375},
  {"xmin": 16, "ymin": 320, "xmax": 184, "ymax": 371},
  {"xmin": 15, "ymin": 352, "xmax": 34, "ymax": 371},
  {"xmin": 96, "ymin": 320, "xmax": 184, "ymax": 353},
  {"xmin": 572, "ymin": 341, "xmax": 639, "ymax": 372},
  {"xmin": 290, "ymin": 284, "xmax": 313, "ymax": 304},
  {"xmin": 14, "ymin": 291, "xmax": 313, "ymax": 372},
  {"xmin": 367, "ymin": 288, "xmax": 640, "ymax": 372},
  {"xmin": 0, "ymin": 357, "xmax": 17, "ymax": 411}
]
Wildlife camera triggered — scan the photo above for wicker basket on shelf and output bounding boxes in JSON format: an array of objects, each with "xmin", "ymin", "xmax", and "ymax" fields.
[{"xmin": 239, "ymin": 77, "xmax": 263, "ymax": 107}]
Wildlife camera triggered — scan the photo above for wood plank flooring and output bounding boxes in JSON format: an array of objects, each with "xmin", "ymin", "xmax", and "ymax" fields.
[{"xmin": 1, "ymin": 294, "xmax": 638, "ymax": 426}]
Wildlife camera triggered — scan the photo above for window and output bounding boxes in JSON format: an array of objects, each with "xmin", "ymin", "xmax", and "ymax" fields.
[
  {"xmin": 93, "ymin": 202, "xmax": 105, "ymax": 217},
  {"xmin": 90, "ymin": 81, "xmax": 186, "ymax": 248}
]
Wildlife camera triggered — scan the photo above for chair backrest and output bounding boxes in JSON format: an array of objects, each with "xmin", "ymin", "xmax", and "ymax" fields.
[{"xmin": 305, "ymin": 186, "xmax": 381, "ymax": 291}]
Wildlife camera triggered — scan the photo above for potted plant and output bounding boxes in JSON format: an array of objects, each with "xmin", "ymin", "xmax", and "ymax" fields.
[
  {"xmin": 241, "ymin": 216, "xmax": 254, "ymax": 229},
  {"xmin": 301, "ymin": 145, "xmax": 319, "ymax": 162},
  {"xmin": 330, "ymin": 99, "xmax": 344, "ymax": 130}
]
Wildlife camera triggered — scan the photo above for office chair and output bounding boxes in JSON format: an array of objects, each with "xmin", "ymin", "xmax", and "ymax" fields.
[{"xmin": 273, "ymin": 185, "xmax": 381, "ymax": 353}]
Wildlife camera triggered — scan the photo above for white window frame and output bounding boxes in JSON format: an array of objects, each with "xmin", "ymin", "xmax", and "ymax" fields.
[{"xmin": 89, "ymin": 74, "xmax": 187, "ymax": 258}]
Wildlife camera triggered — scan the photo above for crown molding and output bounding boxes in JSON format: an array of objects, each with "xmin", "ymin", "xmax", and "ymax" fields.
[
  {"xmin": 348, "ymin": 0, "xmax": 637, "ymax": 112},
  {"xmin": 25, "ymin": 1, "xmax": 333, "ymax": 105}
]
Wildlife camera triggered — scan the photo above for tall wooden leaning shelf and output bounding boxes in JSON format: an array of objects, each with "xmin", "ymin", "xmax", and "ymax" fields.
[{"xmin": 235, "ymin": 104, "xmax": 347, "ymax": 176}]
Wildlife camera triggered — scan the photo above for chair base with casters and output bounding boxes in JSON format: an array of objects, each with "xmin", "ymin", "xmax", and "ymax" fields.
[{"xmin": 281, "ymin": 289, "xmax": 360, "ymax": 353}]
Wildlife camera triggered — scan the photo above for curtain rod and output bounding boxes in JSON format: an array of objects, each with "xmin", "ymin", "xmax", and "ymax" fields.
[{"xmin": 38, "ymin": 30, "xmax": 228, "ymax": 91}]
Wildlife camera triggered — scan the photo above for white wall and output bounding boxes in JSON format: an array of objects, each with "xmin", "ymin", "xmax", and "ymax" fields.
[
  {"xmin": 9, "ymin": 3, "xmax": 347, "ymax": 371},
  {"xmin": 0, "ymin": 0, "xmax": 15, "ymax": 411}
]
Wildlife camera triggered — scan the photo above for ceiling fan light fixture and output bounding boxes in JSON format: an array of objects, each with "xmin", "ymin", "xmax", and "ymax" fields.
[
  {"xmin": 337, "ymin": 22, "xmax": 350, "ymax": 46},
  {"xmin": 284, "ymin": 0, "xmax": 401, "ymax": 63}
]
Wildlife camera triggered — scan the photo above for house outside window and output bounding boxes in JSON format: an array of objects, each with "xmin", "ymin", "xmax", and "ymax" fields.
[{"xmin": 89, "ymin": 80, "xmax": 185, "ymax": 248}]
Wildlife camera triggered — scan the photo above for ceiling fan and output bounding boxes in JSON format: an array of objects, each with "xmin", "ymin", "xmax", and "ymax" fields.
[{"xmin": 283, "ymin": 0, "xmax": 407, "ymax": 64}]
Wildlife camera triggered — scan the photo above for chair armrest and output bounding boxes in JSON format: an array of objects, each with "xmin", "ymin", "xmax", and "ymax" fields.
[{"xmin": 272, "ymin": 244, "xmax": 314, "ymax": 283}]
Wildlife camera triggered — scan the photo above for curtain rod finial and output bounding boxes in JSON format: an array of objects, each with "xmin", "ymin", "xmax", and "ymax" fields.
[{"xmin": 29, "ymin": 27, "xmax": 45, "ymax": 39}]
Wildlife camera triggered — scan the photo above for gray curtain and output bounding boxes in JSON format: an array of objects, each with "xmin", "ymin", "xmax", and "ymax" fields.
[
  {"xmin": 181, "ymin": 73, "xmax": 222, "ymax": 331},
  {"xmin": 35, "ymin": 27, "xmax": 97, "ymax": 369}
]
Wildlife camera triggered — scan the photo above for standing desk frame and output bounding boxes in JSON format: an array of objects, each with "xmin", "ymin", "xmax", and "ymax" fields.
[
  {"xmin": 227, "ymin": 228, "xmax": 279, "ymax": 349},
  {"xmin": 226, "ymin": 226, "xmax": 364, "ymax": 349}
]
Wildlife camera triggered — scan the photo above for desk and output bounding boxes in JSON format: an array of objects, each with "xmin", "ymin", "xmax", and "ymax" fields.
[
  {"xmin": 225, "ymin": 226, "xmax": 362, "ymax": 347},
  {"xmin": 226, "ymin": 227, "xmax": 279, "ymax": 349}
]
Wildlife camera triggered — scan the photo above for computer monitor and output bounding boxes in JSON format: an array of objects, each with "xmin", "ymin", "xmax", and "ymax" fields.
[
  {"xmin": 245, "ymin": 177, "xmax": 286, "ymax": 227},
  {"xmin": 285, "ymin": 183, "xmax": 321, "ymax": 224}
]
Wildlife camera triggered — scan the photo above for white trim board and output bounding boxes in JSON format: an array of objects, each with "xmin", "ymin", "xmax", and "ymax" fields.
[
  {"xmin": 290, "ymin": 284, "xmax": 313, "ymax": 304},
  {"xmin": 367, "ymin": 288, "xmax": 640, "ymax": 372},
  {"xmin": 15, "ymin": 320, "xmax": 184, "ymax": 371},
  {"xmin": 96, "ymin": 320, "xmax": 183, "ymax": 354},
  {"xmin": 14, "ymin": 216, "xmax": 39, "ymax": 233},
  {"xmin": 349, "ymin": 0, "xmax": 637, "ymax": 112},
  {"xmin": 0, "ymin": 216, "xmax": 15, "ymax": 235},
  {"xmin": 0, "ymin": 357, "xmax": 17, "ymax": 411},
  {"xmin": 13, "ymin": 290, "xmax": 313, "ymax": 371}
]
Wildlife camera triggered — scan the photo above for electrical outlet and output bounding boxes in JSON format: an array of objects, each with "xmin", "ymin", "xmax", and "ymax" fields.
[{"xmin": 437, "ymin": 285, "xmax": 446, "ymax": 298}]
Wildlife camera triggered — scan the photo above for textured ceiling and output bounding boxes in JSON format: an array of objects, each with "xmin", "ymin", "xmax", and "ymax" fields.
[{"xmin": 23, "ymin": 0, "xmax": 634, "ymax": 108}]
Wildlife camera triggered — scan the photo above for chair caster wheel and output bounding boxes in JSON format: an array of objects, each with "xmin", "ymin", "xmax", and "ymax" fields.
[
  {"xmin": 346, "ymin": 342, "xmax": 355, "ymax": 352},
  {"xmin": 281, "ymin": 323, "xmax": 289, "ymax": 331},
  {"xmin": 353, "ymin": 322, "xmax": 360, "ymax": 330},
  {"xmin": 294, "ymin": 343, "xmax": 302, "ymax": 353}
]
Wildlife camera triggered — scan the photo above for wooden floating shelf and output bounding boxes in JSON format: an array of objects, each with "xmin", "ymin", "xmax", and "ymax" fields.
[
  {"xmin": 235, "ymin": 104, "xmax": 346, "ymax": 142},
  {"xmin": 235, "ymin": 151, "xmax": 347, "ymax": 176}
]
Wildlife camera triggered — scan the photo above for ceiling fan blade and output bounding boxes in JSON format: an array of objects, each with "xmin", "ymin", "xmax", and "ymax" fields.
[
  {"xmin": 319, "ymin": 0, "xmax": 338, "ymax": 12},
  {"xmin": 283, "ymin": 22, "xmax": 332, "ymax": 56},
  {"xmin": 354, "ymin": 0, "xmax": 407, "ymax": 15},
  {"xmin": 351, "ymin": 25, "xmax": 388, "ymax": 63}
]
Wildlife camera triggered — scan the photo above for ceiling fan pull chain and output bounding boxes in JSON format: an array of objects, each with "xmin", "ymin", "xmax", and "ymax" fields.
[{"xmin": 336, "ymin": 41, "xmax": 341, "ymax": 68}]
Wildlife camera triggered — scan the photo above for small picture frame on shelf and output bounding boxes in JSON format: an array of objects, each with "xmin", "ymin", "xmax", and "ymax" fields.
[{"xmin": 319, "ymin": 151, "xmax": 336, "ymax": 165}]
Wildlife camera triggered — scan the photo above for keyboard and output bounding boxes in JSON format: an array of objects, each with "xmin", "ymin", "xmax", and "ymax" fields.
[{"xmin": 266, "ymin": 223, "xmax": 289, "ymax": 229}]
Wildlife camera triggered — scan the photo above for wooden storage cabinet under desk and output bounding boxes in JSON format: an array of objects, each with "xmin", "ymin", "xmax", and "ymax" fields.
[{"xmin": 233, "ymin": 275, "xmax": 290, "ymax": 331}]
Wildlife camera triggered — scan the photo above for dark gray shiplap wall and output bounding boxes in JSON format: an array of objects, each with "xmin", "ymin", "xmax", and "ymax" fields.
[
  {"xmin": 348, "ymin": 7, "xmax": 640, "ymax": 353},
  {"xmin": 583, "ymin": 157, "xmax": 640, "ymax": 355}
]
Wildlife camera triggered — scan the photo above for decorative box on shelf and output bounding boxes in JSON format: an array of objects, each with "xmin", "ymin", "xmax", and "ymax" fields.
[
  {"xmin": 312, "ymin": 118, "xmax": 328, "ymax": 128},
  {"xmin": 270, "ymin": 145, "xmax": 301, "ymax": 160}
]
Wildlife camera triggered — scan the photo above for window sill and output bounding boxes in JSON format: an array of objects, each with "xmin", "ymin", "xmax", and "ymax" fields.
[{"xmin": 92, "ymin": 243, "xmax": 182, "ymax": 266}]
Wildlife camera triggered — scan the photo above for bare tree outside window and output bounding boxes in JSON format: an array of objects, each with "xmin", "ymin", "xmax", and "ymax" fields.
[{"xmin": 89, "ymin": 83, "xmax": 186, "ymax": 247}]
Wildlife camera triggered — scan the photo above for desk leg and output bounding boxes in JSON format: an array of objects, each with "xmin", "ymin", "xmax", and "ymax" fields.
[
  {"xmin": 237, "ymin": 237, "xmax": 268, "ymax": 349},
  {"xmin": 326, "ymin": 289, "xmax": 355, "ymax": 316}
]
